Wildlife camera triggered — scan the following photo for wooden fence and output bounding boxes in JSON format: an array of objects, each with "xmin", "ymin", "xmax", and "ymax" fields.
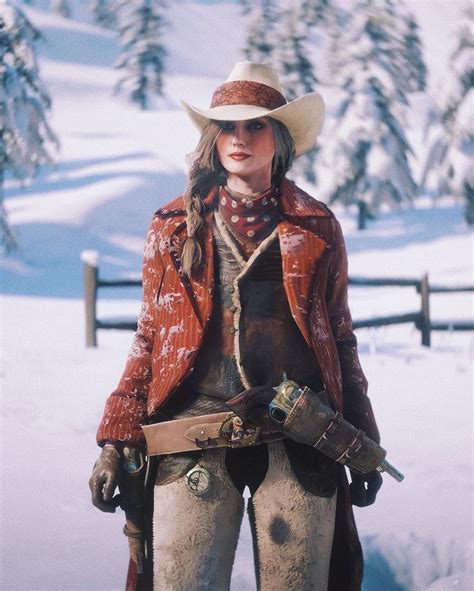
[
  {"xmin": 348, "ymin": 275, "xmax": 474, "ymax": 346},
  {"xmin": 82, "ymin": 251, "xmax": 474, "ymax": 348}
]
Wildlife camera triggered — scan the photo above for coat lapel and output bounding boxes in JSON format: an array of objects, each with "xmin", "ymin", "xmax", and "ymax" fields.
[
  {"xmin": 278, "ymin": 219, "xmax": 328, "ymax": 348},
  {"xmin": 165, "ymin": 210, "xmax": 215, "ymax": 329}
]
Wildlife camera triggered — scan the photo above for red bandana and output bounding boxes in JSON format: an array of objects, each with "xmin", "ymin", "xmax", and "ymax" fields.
[{"xmin": 218, "ymin": 185, "xmax": 280, "ymax": 257}]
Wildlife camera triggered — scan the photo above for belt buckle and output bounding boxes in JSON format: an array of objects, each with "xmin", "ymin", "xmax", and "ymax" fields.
[{"xmin": 219, "ymin": 413, "xmax": 261, "ymax": 448}]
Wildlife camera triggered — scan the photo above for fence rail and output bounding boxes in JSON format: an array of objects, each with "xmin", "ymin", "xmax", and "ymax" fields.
[
  {"xmin": 82, "ymin": 251, "xmax": 474, "ymax": 348},
  {"xmin": 352, "ymin": 312, "xmax": 420, "ymax": 329},
  {"xmin": 96, "ymin": 318, "xmax": 138, "ymax": 331},
  {"xmin": 348, "ymin": 277, "xmax": 420, "ymax": 288}
]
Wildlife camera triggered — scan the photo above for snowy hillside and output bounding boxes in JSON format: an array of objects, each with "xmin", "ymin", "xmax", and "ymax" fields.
[{"xmin": 1, "ymin": 2, "xmax": 473, "ymax": 591}]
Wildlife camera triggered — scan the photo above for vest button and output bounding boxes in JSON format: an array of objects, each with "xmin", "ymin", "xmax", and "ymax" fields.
[
  {"xmin": 230, "ymin": 305, "xmax": 238, "ymax": 313},
  {"xmin": 228, "ymin": 286, "xmax": 235, "ymax": 293},
  {"xmin": 230, "ymin": 327, "xmax": 238, "ymax": 334}
]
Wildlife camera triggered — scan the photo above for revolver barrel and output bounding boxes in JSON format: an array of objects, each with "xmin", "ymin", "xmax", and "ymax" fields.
[{"xmin": 377, "ymin": 459, "xmax": 404, "ymax": 482}]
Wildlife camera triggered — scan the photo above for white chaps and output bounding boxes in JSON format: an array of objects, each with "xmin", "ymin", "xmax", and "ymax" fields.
[{"xmin": 153, "ymin": 441, "xmax": 337, "ymax": 590}]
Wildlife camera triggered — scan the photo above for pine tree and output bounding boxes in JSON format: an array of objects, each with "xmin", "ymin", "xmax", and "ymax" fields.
[
  {"xmin": 91, "ymin": 0, "xmax": 117, "ymax": 30},
  {"xmin": 276, "ymin": 8, "xmax": 317, "ymax": 100},
  {"xmin": 377, "ymin": 0, "xmax": 426, "ymax": 95},
  {"xmin": 421, "ymin": 3, "xmax": 473, "ymax": 224},
  {"xmin": 402, "ymin": 13, "xmax": 426, "ymax": 92},
  {"xmin": 242, "ymin": 0, "xmax": 278, "ymax": 62},
  {"xmin": 115, "ymin": 0, "xmax": 167, "ymax": 110},
  {"xmin": 274, "ymin": 4, "xmax": 319, "ymax": 183},
  {"xmin": 318, "ymin": 0, "xmax": 418, "ymax": 229},
  {"xmin": 0, "ymin": 0, "xmax": 58, "ymax": 251}
]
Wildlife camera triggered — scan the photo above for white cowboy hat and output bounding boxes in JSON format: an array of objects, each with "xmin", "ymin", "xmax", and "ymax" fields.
[{"xmin": 180, "ymin": 61, "xmax": 325, "ymax": 157}]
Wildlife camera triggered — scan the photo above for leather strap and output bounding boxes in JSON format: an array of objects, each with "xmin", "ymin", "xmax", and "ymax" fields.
[{"xmin": 142, "ymin": 412, "xmax": 284, "ymax": 456}]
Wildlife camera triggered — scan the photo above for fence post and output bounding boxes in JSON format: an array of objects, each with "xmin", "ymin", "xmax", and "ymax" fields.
[
  {"xmin": 81, "ymin": 250, "xmax": 99, "ymax": 347},
  {"xmin": 419, "ymin": 273, "xmax": 431, "ymax": 347}
]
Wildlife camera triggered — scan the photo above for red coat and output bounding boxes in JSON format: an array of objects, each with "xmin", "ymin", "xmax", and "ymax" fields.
[{"xmin": 97, "ymin": 178, "xmax": 380, "ymax": 590}]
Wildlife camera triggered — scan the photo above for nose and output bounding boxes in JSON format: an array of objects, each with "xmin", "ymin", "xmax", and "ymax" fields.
[{"xmin": 231, "ymin": 123, "xmax": 246, "ymax": 146}]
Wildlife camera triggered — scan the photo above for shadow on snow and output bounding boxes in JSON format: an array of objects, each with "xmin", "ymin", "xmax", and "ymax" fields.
[
  {"xmin": 2, "ymin": 165, "xmax": 186, "ymax": 299},
  {"xmin": 345, "ymin": 202, "xmax": 467, "ymax": 255}
]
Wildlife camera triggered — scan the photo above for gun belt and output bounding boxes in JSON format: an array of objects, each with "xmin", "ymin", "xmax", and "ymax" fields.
[{"xmin": 142, "ymin": 412, "xmax": 285, "ymax": 456}]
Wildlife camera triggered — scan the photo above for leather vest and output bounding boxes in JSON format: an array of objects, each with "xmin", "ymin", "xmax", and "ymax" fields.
[{"xmin": 164, "ymin": 213, "xmax": 323, "ymax": 418}]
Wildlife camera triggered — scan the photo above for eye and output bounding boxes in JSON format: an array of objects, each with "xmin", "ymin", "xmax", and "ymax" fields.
[
  {"xmin": 247, "ymin": 120, "xmax": 266, "ymax": 131},
  {"xmin": 219, "ymin": 121, "xmax": 235, "ymax": 131}
]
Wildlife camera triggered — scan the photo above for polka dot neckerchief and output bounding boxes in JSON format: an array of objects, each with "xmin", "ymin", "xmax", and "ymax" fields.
[{"xmin": 218, "ymin": 184, "xmax": 280, "ymax": 257}]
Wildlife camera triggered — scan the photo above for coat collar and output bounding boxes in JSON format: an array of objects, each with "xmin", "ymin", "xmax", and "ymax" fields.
[{"xmin": 278, "ymin": 178, "xmax": 331, "ymax": 218}]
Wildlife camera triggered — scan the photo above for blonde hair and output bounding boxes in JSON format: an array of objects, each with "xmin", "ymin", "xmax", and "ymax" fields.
[{"xmin": 181, "ymin": 118, "xmax": 295, "ymax": 276}]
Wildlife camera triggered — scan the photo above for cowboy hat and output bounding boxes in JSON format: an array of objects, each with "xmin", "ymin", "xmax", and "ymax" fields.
[{"xmin": 180, "ymin": 61, "xmax": 325, "ymax": 157}]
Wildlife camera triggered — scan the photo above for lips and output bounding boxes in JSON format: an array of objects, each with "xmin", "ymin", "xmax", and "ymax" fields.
[{"xmin": 229, "ymin": 152, "xmax": 251, "ymax": 160}]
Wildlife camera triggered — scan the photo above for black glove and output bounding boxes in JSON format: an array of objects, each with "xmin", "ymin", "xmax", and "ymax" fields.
[
  {"xmin": 89, "ymin": 444, "xmax": 122, "ymax": 512},
  {"xmin": 350, "ymin": 470, "xmax": 383, "ymax": 507}
]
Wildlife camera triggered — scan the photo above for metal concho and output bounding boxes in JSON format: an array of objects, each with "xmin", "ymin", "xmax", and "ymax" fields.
[
  {"xmin": 219, "ymin": 413, "xmax": 261, "ymax": 448},
  {"xmin": 186, "ymin": 466, "xmax": 212, "ymax": 497}
]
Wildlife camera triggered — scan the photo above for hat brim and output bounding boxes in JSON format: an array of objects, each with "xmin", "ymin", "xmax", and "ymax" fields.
[{"xmin": 180, "ymin": 92, "xmax": 325, "ymax": 158}]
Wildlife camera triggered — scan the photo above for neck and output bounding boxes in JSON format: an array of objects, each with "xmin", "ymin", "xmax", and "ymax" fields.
[
  {"xmin": 226, "ymin": 172, "xmax": 272, "ymax": 196},
  {"xmin": 224, "ymin": 185, "xmax": 272, "ymax": 201}
]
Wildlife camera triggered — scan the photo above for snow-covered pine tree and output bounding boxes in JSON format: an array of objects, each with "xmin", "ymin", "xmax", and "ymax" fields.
[
  {"xmin": 276, "ymin": 8, "xmax": 317, "ymax": 101},
  {"xmin": 357, "ymin": 0, "xmax": 426, "ymax": 97},
  {"xmin": 421, "ymin": 3, "xmax": 473, "ymax": 224},
  {"xmin": 325, "ymin": 1, "xmax": 349, "ymax": 84},
  {"xmin": 91, "ymin": 0, "xmax": 117, "ymax": 30},
  {"xmin": 50, "ymin": 0, "xmax": 71, "ymax": 19},
  {"xmin": 273, "ymin": 3, "xmax": 319, "ymax": 183},
  {"xmin": 318, "ymin": 0, "xmax": 418, "ymax": 229},
  {"xmin": 115, "ymin": 0, "xmax": 167, "ymax": 110},
  {"xmin": 402, "ymin": 12, "xmax": 426, "ymax": 92},
  {"xmin": 241, "ymin": 0, "xmax": 279, "ymax": 63},
  {"xmin": 0, "ymin": 0, "xmax": 58, "ymax": 251},
  {"xmin": 381, "ymin": 0, "xmax": 427, "ymax": 95}
]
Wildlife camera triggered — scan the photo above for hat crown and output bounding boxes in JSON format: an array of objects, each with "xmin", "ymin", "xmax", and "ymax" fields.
[{"xmin": 226, "ymin": 61, "xmax": 283, "ymax": 94}]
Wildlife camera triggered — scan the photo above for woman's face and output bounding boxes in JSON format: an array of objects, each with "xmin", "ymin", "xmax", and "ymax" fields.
[{"xmin": 215, "ymin": 118, "xmax": 275, "ymax": 185}]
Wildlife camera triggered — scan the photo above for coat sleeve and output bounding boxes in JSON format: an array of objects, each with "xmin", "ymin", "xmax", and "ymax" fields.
[
  {"xmin": 326, "ymin": 217, "xmax": 380, "ymax": 443},
  {"xmin": 96, "ymin": 216, "xmax": 165, "ymax": 449}
]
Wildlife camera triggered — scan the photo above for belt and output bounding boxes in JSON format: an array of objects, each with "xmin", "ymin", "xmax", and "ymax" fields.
[{"xmin": 142, "ymin": 411, "xmax": 284, "ymax": 456}]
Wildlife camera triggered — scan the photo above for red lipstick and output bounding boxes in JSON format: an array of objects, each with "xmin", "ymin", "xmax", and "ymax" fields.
[{"xmin": 229, "ymin": 152, "xmax": 251, "ymax": 160}]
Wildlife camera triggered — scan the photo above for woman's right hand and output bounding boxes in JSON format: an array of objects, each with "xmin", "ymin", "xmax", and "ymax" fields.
[{"xmin": 89, "ymin": 444, "xmax": 122, "ymax": 512}]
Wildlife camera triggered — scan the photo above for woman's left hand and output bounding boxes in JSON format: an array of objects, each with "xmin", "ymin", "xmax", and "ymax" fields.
[{"xmin": 349, "ymin": 470, "xmax": 383, "ymax": 507}]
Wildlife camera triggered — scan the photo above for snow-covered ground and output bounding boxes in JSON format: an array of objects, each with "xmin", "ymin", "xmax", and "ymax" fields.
[{"xmin": 1, "ymin": 2, "xmax": 473, "ymax": 590}]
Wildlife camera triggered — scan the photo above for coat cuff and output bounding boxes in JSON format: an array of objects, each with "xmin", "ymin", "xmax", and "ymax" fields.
[{"xmin": 96, "ymin": 394, "xmax": 148, "ymax": 449}]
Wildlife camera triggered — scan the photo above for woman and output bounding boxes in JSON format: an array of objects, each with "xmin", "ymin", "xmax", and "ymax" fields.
[{"xmin": 89, "ymin": 61, "xmax": 382, "ymax": 591}]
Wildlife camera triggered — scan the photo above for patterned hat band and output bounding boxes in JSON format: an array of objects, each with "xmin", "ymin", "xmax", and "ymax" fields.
[{"xmin": 210, "ymin": 80, "xmax": 287, "ymax": 111}]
